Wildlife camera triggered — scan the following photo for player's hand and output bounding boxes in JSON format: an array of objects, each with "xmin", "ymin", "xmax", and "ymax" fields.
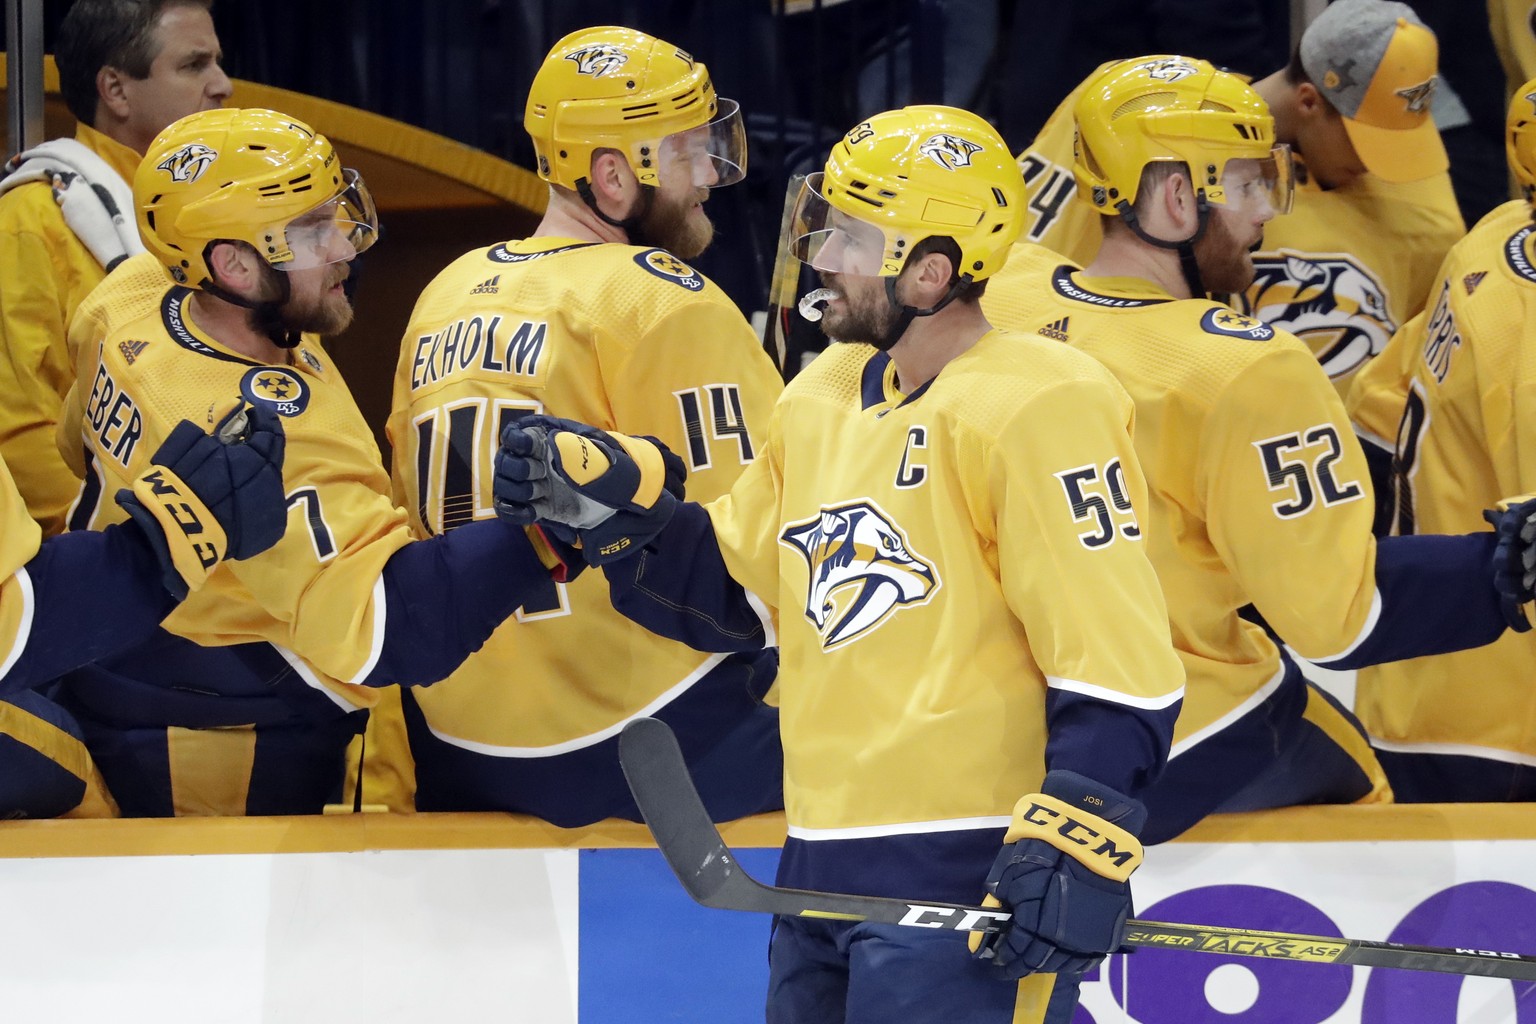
[
  {"xmin": 969, "ymin": 770, "xmax": 1145, "ymax": 979},
  {"xmin": 1483, "ymin": 495, "xmax": 1536, "ymax": 632},
  {"xmin": 115, "ymin": 401, "xmax": 288, "ymax": 599},
  {"xmin": 493, "ymin": 415, "xmax": 685, "ymax": 565}
]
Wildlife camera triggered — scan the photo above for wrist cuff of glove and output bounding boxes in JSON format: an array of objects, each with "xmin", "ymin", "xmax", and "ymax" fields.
[
  {"xmin": 611, "ymin": 432, "xmax": 669, "ymax": 509},
  {"xmin": 1004, "ymin": 774, "xmax": 1146, "ymax": 883},
  {"xmin": 116, "ymin": 466, "xmax": 228, "ymax": 596}
]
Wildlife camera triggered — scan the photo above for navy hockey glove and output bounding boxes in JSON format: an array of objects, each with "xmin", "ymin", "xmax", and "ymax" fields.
[
  {"xmin": 493, "ymin": 415, "xmax": 685, "ymax": 565},
  {"xmin": 970, "ymin": 770, "xmax": 1145, "ymax": 979},
  {"xmin": 1483, "ymin": 495, "xmax": 1536, "ymax": 632},
  {"xmin": 116, "ymin": 401, "xmax": 288, "ymax": 600}
]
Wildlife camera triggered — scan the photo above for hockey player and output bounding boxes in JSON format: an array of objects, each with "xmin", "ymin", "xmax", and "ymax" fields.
[
  {"xmin": 496, "ymin": 106, "xmax": 1185, "ymax": 1024},
  {"xmin": 381, "ymin": 26, "xmax": 784, "ymax": 824},
  {"xmin": 1346, "ymin": 80, "xmax": 1536, "ymax": 802},
  {"xmin": 1006, "ymin": 0, "xmax": 1462, "ymax": 403},
  {"xmin": 47, "ymin": 107, "xmax": 572, "ymax": 817},
  {"xmin": 0, "ymin": 403, "xmax": 285, "ymax": 816},
  {"xmin": 984, "ymin": 57, "xmax": 1522, "ymax": 841},
  {"xmin": 0, "ymin": 0, "xmax": 231, "ymax": 535}
]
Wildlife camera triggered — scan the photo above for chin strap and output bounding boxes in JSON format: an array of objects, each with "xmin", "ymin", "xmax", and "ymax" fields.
[
  {"xmin": 877, "ymin": 274, "xmax": 971, "ymax": 351},
  {"xmin": 576, "ymin": 178, "xmax": 654, "ymax": 237},
  {"xmin": 198, "ymin": 257, "xmax": 302, "ymax": 350},
  {"xmin": 1114, "ymin": 195, "xmax": 1210, "ymax": 299}
]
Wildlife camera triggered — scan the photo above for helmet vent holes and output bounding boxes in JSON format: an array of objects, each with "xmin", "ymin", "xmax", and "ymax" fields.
[
  {"xmin": 878, "ymin": 189, "xmax": 897, "ymax": 199},
  {"xmin": 248, "ymin": 144, "xmax": 267, "ymax": 152},
  {"xmin": 1111, "ymin": 93, "xmax": 1172, "ymax": 120},
  {"xmin": 991, "ymin": 187, "xmax": 1008, "ymax": 207}
]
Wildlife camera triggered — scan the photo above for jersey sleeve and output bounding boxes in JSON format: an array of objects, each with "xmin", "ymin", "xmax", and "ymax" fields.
[
  {"xmin": 989, "ymin": 376, "xmax": 1184, "ymax": 796},
  {"xmin": 604, "ymin": 415, "xmax": 788, "ymax": 654},
  {"xmin": 1207, "ymin": 341, "xmax": 1504, "ymax": 665}
]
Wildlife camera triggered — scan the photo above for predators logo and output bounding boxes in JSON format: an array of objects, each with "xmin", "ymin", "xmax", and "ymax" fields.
[
  {"xmin": 155, "ymin": 143, "xmax": 217, "ymax": 184},
  {"xmin": 1131, "ymin": 57, "xmax": 1200, "ymax": 83},
  {"xmin": 1239, "ymin": 252, "xmax": 1394, "ymax": 380},
  {"xmin": 919, "ymin": 133, "xmax": 982, "ymax": 171},
  {"xmin": 565, "ymin": 44, "xmax": 628, "ymax": 78},
  {"xmin": 780, "ymin": 501, "xmax": 939, "ymax": 650}
]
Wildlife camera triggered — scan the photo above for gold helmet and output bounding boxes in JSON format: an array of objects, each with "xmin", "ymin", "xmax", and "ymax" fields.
[
  {"xmin": 1072, "ymin": 56, "xmax": 1293, "ymax": 217},
  {"xmin": 790, "ymin": 105, "xmax": 1023, "ymax": 282},
  {"xmin": 1507, "ymin": 77, "xmax": 1536, "ymax": 203},
  {"xmin": 524, "ymin": 26, "xmax": 746, "ymax": 191},
  {"xmin": 135, "ymin": 107, "xmax": 378, "ymax": 289}
]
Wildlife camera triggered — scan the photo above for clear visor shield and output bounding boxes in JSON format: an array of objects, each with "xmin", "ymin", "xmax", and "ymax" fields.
[
  {"xmin": 274, "ymin": 168, "xmax": 380, "ymax": 271},
  {"xmin": 1212, "ymin": 145, "xmax": 1294, "ymax": 217},
  {"xmin": 656, "ymin": 97, "xmax": 748, "ymax": 188},
  {"xmin": 788, "ymin": 173, "xmax": 891, "ymax": 277}
]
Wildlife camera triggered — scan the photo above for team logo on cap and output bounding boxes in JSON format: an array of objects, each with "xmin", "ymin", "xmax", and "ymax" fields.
[
  {"xmin": 240, "ymin": 366, "xmax": 310, "ymax": 417},
  {"xmin": 1394, "ymin": 78, "xmax": 1437, "ymax": 114},
  {"xmin": 919, "ymin": 134, "xmax": 982, "ymax": 171},
  {"xmin": 156, "ymin": 143, "xmax": 217, "ymax": 184},
  {"xmin": 565, "ymin": 44, "xmax": 628, "ymax": 78},
  {"xmin": 781, "ymin": 500, "xmax": 940, "ymax": 651},
  {"xmin": 1131, "ymin": 57, "xmax": 1199, "ymax": 83}
]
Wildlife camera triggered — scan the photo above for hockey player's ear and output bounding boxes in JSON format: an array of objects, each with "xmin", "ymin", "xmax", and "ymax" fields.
[
  {"xmin": 589, "ymin": 148, "xmax": 637, "ymax": 213},
  {"xmin": 206, "ymin": 241, "xmax": 267, "ymax": 299},
  {"xmin": 903, "ymin": 250, "xmax": 957, "ymax": 306}
]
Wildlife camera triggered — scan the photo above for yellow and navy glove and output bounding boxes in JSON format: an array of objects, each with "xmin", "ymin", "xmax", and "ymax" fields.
[
  {"xmin": 493, "ymin": 414, "xmax": 685, "ymax": 566},
  {"xmin": 1483, "ymin": 494, "xmax": 1536, "ymax": 632},
  {"xmin": 115, "ymin": 401, "xmax": 288, "ymax": 600},
  {"xmin": 969, "ymin": 770, "xmax": 1145, "ymax": 979}
]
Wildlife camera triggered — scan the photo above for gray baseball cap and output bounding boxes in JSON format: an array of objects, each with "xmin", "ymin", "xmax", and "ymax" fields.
[{"xmin": 1299, "ymin": 0, "xmax": 1447, "ymax": 182}]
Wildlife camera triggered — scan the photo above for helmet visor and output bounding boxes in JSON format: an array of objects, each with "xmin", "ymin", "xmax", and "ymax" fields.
[
  {"xmin": 1214, "ymin": 145, "xmax": 1294, "ymax": 217},
  {"xmin": 788, "ymin": 172, "xmax": 890, "ymax": 276},
  {"xmin": 657, "ymin": 97, "xmax": 748, "ymax": 188},
  {"xmin": 275, "ymin": 168, "xmax": 379, "ymax": 271}
]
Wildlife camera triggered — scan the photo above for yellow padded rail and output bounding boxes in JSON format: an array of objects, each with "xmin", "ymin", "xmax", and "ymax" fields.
[{"xmin": 0, "ymin": 803, "xmax": 1532, "ymax": 860}]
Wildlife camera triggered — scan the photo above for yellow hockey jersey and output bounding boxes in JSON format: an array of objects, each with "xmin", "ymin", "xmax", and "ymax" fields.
[
  {"xmin": 698, "ymin": 333, "xmax": 1184, "ymax": 835},
  {"xmin": 984, "ymin": 265, "xmax": 1385, "ymax": 747},
  {"xmin": 62, "ymin": 253, "xmax": 414, "ymax": 708},
  {"xmin": 387, "ymin": 237, "xmax": 784, "ymax": 749},
  {"xmin": 1354, "ymin": 199, "xmax": 1536, "ymax": 760}
]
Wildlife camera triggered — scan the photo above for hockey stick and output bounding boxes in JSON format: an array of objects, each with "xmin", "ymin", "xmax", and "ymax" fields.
[{"xmin": 619, "ymin": 717, "xmax": 1536, "ymax": 981}]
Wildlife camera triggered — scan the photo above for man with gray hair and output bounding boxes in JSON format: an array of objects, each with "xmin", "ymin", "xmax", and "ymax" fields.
[{"xmin": 0, "ymin": 0, "xmax": 231, "ymax": 536}]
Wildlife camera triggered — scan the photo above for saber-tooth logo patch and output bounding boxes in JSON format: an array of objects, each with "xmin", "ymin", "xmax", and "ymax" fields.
[
  {"xmin": 156, "ymin": 143, "xmax": 217, "ymax": 184},
  {"xmin": 780, "ymin": 500, "xmax": 939, "ymax": 650},
  {"xmin": 919, "ymin": 133, "xmax": 982, "ymax": 171}
]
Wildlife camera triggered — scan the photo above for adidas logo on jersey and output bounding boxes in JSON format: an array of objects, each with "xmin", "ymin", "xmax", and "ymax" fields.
[
  {"xmin": 1463, "ymin": 271, "xmax": 1487, "ymax": 295},
  {"xmin": 1038, "ymin": 317, "xmax": 1070, "ymax": 341},
  {"xmin": 470, "ymin": 275, "xmax": 501, "ymax": 295},
  {"xmin": 118, "ymin": 339, "xmax": 149, "ymax": 364}
]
